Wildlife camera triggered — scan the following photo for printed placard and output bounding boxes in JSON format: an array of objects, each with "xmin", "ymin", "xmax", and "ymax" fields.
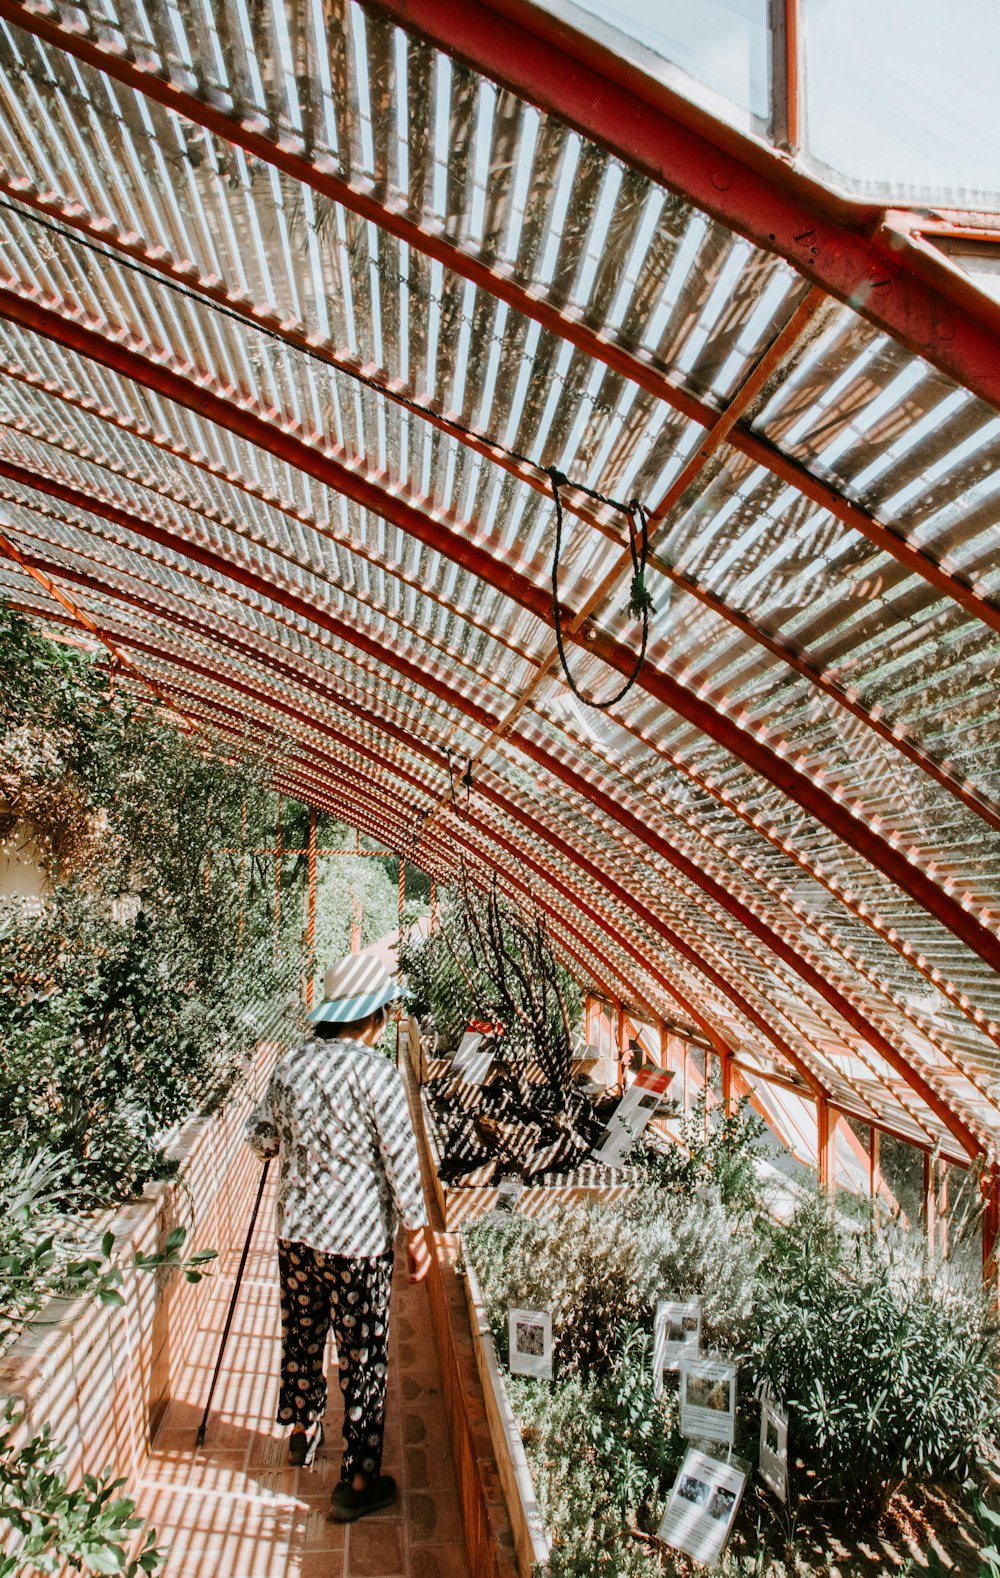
[
  {"xmin": 462, "ymin": 1046, "xmax": 496, "ymax": 1085},
  {"xmin": 679, "ymin": 1355, "xmax": 737, "ymax": 1445},
  {"xmin": 452, "ymin": 1030, "xmax": 483, "ymax": 1069},
  {"xmin": 494, "ymin": 1175, "xmax": 523, "ymax": 1214},
  {"xmin": 591, "ymin": 1068, "xmax": 675, "ymax": 1164},
  {"xmin": 653, "ymin": 1298, "xmax": 702, "ymax": 1395},
  {"xmin": 507, "ymin": 1308, "xmax": 553, "ymax": 1379},
  {"xmin": 658, "ymin": 1447, "xmax": 748, "ymax": 1565},
  {"xmin": 758, "ymin": 1395, "xmax": 789, "ymax": 1503}
]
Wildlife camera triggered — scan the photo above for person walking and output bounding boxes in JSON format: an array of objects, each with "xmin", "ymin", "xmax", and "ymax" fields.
[{"xmin": 245, "ymin": 951, "xmax": 430, "ymax": 1522}]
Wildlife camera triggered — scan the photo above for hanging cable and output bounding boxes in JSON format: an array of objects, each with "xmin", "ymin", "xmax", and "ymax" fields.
[{"xmin": 548, "ymin": 468, "xmax": 654, "ymax": 710}]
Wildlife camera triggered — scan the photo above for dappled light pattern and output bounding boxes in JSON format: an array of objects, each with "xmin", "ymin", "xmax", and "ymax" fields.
[
  {"xmin": 0, "ymin": 0, "xmax": 993, "ymax": 1174},
  {"xmin": 134, "ymin": 1173, "xmax": 469, "ymax": 1576}
]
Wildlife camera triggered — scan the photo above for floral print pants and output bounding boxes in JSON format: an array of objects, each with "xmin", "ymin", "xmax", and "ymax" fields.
[{"xmin": 276, "ymin": 1240, "xmax": 393, "ymax": 1481}]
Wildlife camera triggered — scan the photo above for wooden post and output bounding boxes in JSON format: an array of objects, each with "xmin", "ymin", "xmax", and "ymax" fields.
[
  {"xmin": 616, "ymin": 1000, "xmax": 627, "ymax": 1089},
  {"xmin": 984, "ymin": 1168, "xmax": 1000, "ymax": 1291},
  {"xmin": 430, "ymin": 877, "xmax": 437, "ymax": 931},
  {"xmin": 398, "ymin": 855, "xmax": 406, "ymax": 938},
  {"xmin": 817, "ymin": 1098, "xmax": 834, "ymax": 1196},
  {"xmin": 869, "ymin": 1126, "xmax": 881, "ymax": 1203},
  {"xmin": 658, "ymin": 1022, "xmax": 668, "ymax": 1070},
  {"xmin": 936, "ymin": 1161, "xmax": 949, "ymax": 1259},
  {"xmin": 237, "ymin": 799, "xmax": 247, "ymax": 948},
  {"xmin": 306, "ymin": 806, "xmax": 317, "ymax": 1008},
  {"xmin": 922, "ymin": 1150, "xmax": 934, "ymax": 1251},
  {"xmin": 720, "ymin": 1047, "xmax": 735, "ymax": 1118},
  {"xmin": 273, "ymin": 794, "xmax": 282, "ymax": 947}
]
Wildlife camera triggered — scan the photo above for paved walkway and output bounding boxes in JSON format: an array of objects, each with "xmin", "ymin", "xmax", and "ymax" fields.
[{"xmin": 135, "ymin": 1177, "xmax": 470, "ymax": 1578}]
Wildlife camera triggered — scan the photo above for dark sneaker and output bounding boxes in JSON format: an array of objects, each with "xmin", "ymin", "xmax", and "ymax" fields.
[
  {"xmin": 288, "ymin": 1420, "xmax": 324, "ymax": 1466},
  {"xmin": 328, "ymin": 1474, "xmax": 397, "ymax": 1523}
]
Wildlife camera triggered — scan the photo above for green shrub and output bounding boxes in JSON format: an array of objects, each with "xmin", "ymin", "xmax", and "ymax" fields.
[
  {"xmin": 633, "ymin": 1092, "xmax": 767, "ymax": 1215},
  {"xmin": 508, "ymin": 1333, "xmax": 675, "ymax": 1578},
  {"xmin": 750, "ymin": 1202, "xmax": 1000, "ymax": 1514},
  {"xmin": 0, "ymin": 1401, "xmax": 164, "ymax": 1577},
  {"xmin": 465, "ymin": 1188, "xmax": 757, "ymax": 1377}
]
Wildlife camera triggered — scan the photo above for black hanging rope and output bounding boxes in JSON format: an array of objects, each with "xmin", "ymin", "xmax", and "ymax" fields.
[{"xmin": 548, "ymin": 467, "xmax": 654, "ymax": 710}]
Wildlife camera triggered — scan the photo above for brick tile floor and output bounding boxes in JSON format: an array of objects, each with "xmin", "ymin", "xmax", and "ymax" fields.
[{"xmin": 135, "ymin": 1179, "xmax": 469, "ymax": 1578}]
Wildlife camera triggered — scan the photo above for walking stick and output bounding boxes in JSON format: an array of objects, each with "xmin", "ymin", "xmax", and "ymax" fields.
[{"xmin": 196, "ymin": 1158, "xmax": 271, "ymax": 1449}]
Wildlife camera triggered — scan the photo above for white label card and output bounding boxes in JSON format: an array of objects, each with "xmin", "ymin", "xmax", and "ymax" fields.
[
  {"xmin": 494, "ymin": 1176, "xmax": 523, "ymax": 1213},
  {"xmin": 591, "ymin": 1068, "xmax": 674, "ymax": 1164},
  {"xmin": 679, "ymin": 1356, "xmax": 737, "ymax": 1446},
  {"xmin": 653, "ymin": 1298, "xmax": 702, "ymax": 1395},
  {"xmin": 507, "ymin": 1308, "xmax": 553, "ymax": 1379},
  {"xmin": 453, "ymin": 1031, "xmax": 483, "ymax": 1068},
  {"xmin": 658, "ymin": 1447, "xmax": 749, "ymax": 1565},
  {"xmin": 462, "ymin": 1048, "xmax": 496, "ymax": 1084},
  {"xmin": 758, "ymin": 1395, "xmax": 789, "ymax": 1503}
]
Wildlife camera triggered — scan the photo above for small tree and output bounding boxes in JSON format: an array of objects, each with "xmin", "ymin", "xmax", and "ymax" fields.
[{"xmin": 455, "ymin": 867, "xmax": 577, "ymax": 1112}]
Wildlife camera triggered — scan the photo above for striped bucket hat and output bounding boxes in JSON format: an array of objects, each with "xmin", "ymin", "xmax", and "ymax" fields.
[{"xmin": 308, "ymin": 951, "xmax": 402, "ymax": 1025}]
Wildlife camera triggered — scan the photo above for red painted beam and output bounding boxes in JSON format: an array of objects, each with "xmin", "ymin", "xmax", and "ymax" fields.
[
  {"xmin": 0, "ymin": 8, "xmax": 995, "ymax": 640},
  {"xmin": 0, "ymin": 304, "xmax": 993, "ymax": 981},
  {"xmin": 5, "ymin": 435, "xmax": 996, "ymax": 1059},
  {"xmin": 6, "ymin": 527, "xmax": 996, "ymax": 1152},
  {"xmin": 7, "ymin": 347, "xmax": 995, "ymax": 839},
  {"xmin": 370, "ymin": 0, "xmax": 1000, "ymax": 411},
  {"xmin": 9, "ymin": 510, "xmax": 1000, "ymax": 1113}
]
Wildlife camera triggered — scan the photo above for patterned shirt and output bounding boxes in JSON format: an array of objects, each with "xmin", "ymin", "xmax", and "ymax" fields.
[{"xmin": 244, "ymin": 1036, "xmax": 428, "ymax": 1257}]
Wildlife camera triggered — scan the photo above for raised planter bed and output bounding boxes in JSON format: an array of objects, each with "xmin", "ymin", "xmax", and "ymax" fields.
[
  {"xmin": 418, "ymin": 1086, "xmax": 642, "ymax": 1230},
  {"xmin": 461, "ymin": 1244, "xmax": 550, "ymax": 1578},
  {"xmin": 0, "ymin": 1006, "xmax": 295, "ymax": 1497}
]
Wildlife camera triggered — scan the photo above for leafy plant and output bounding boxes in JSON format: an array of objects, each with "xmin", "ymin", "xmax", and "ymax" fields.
[
  {"xmin": 973, "ymin": 1497, "xmax": 1000, "ymax": 1576},
  {"xmin": 750, "ymin": 1201, "xmax": 1000, "ymax": 1515},
  {"xmin": 466, "ymin": 1188, "xmax": 756, "ymax": 1377},
  {"xmin": 631, "ymin": 1090, "xmax": 767, "ymax": 1213},
  {"xmin": 0, "ymin": 1401, "xmax": 164, "ymax": 1575}
]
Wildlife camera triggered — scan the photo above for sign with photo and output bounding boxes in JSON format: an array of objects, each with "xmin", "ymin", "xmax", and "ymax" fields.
[
  {"xmin": 653, "ymin": 1298, "xmax": 702, "ymax": 1396},
  {"xmin": 507, "ymin": 1308, "xmax": 553, "ymax": 1379},
  {"xmin": 494, "ymin": 1175, "xmax": 523, "ymax": 1214},
  {"xmin": 591, "ymin": 1068, "xmax": 675, "ymax": 1164},
  {"xmin": 658, "ymin": 1447, "xmax": 748, "ymax": 1565},
  {"xmin": 758, "ymin": 1394, "xmax": 789, "ymax": 1503},
  {"xmin": 679, "ymin": 1356, "xmax": 737, "ymax": 1445}
]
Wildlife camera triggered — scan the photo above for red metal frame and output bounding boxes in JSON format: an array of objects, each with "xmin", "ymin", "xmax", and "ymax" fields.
[
  {"xmin": 0, "ymin": 10, "xmax": 998, "ymax": 638},
  {"xmin": 369, "ymin": 0, "xmax": 1000, "ymax": 412},
  {"xmin": 25, "ymin": 597, "xmax": 831, "ymax": 1088},
  {"xmin": 4, "ymin": 530, "xmax": 993, "ymax": 1156},
  {"xmin": 10, "ymin": 509, "xmax": 1000, "ymax": 1106},
  {"xmin": 6, "ymin": 452, "xmax": 998, "ymax": 1058},
  {"xmin": 0, "ymin": 290, "xmax": 996, "ymax": 980},
  {"xmin": 22, "ymin": 573, "xmax": 988, "ymax": 1158},
  {"xmin": 1, "ymin": 195, "xmax": 997, "ymax": 837}
]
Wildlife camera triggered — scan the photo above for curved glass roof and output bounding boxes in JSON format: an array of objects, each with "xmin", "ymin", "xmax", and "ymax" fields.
[{"xmin": 0, "ymin": 0, "xmax": 997, "ymax": 1165}]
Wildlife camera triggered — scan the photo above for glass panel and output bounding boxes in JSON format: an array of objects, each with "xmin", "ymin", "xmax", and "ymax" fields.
[
  {"xmin": 932, "ymin": 1160, "xmax": 983, "ymax": 1286},
  {"xmin": 551, "ymin": 0, "xmax": 769, "ymax": 120},
  {"xmin": 803, "ymin": 0, "xmax": 1000, "ymax": 206},
  {"xmin": 834, "ymin": 1114, "xmax": 871, "ymax": 1221},
  {"xmin": 738, "ymin": 1071, "xmax": 819, "ymax": 1194},
  {"xmin": 877, "ymin": 1132, "xmax": 925, "ymax": 1234}
]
